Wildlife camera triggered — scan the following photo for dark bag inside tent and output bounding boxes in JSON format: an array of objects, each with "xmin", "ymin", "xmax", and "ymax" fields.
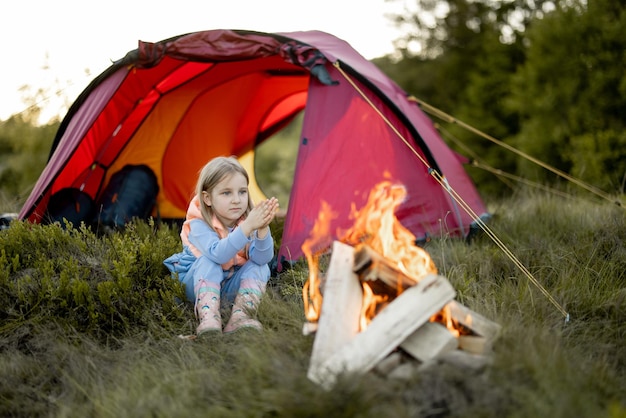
[
  {"xmin": 95, "ymin": 164, "xmax": 159, "ymax": 229},
  {"xmin": 45, "ymin": 188, "xmax": 96, "ymax": 227}
]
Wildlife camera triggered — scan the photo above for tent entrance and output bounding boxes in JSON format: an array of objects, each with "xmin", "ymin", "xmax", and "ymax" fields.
[{"xmin": 252, "ymin": 111, "xmax": 303, "ymax": 210}]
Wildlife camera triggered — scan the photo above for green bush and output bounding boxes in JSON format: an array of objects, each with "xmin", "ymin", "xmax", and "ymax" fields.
[{"xmin": 0, "ymin": 219, "xmax": 189, "ymax": 340}]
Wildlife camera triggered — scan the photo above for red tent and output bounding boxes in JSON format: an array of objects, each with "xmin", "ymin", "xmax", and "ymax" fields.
[{"xmin": 19, "ymin": 29, "xmax": 488, "ymax": 266}]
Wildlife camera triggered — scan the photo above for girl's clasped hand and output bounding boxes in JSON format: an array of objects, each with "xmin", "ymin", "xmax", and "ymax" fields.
[{"xmin": 245, "ymin": 197, "xmax": 280, "ymax": 235}]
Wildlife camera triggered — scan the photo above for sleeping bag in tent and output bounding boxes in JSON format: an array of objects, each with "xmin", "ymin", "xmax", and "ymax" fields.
[
  {"xmin": 95, "ymin": 164, "xmax": 159, "ymax": 229},
  {"xmin": 44, "ymin": 188, "xmax": 96, "ymax": 227},
  {"xmin": 18, "ymin": 29, "xmax": 489, "ymax": 267}
]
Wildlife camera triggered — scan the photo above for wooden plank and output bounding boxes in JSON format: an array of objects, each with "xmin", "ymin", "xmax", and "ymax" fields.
[
  {"xmin": 308, "ymin": 241, "xmax": 363, "ymax": 372},
  {"xmin": 373, "ymin": 351, "xmax": 403, "ymax": 376},
  {"xmin": 447, "ymin": 300, "xmax": 501, "ymax": 341},
  {"xmin": 400, "ymin": 321, "xmax": 459, "ymax": 362},
  {"xmin": 308, "ymin": 274, "xmax": 456, "ymax": 389},
  {"xmin": 458, "ymin": 335, "xmax": 491, "ymax": 355},
  {"xmin": 302, "ymin": 322, "xmax": 318, "ymax": 336},
  {"xmin": 437, "ymin": 349, "xmax": 493, "ymax": 373}
]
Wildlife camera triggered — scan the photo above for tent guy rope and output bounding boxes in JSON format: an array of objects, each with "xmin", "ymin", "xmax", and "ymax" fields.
[
  {"xmin": 332, "ymin": 61, "xmax": 570, "ymax": 322},
  {"xmin": 470, "ymin": 161, "xmax": 581, "ymax": 201},
  {"xmin": 436, "ymin": 122, "xmax": 587, "ymax": 201},
  {"xmin": 410, "ymin": 97, "xmax": 624, "ymax": 209}
]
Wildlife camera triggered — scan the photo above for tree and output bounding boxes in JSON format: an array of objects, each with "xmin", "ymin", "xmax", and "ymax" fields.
[
  {"xmin": 0, "ymin": 61, "xmax": 69, "ymax": 212},
  {"xmin": 379, "ymin": 0, "xmax": 540, "ymax": 197},
  {"xmin": 508, "ymin": 0, "xmax": 626, "ymax": 192},
  {"xmin": 381, "ymin": 0, "xmax": 626, "ymax": 197},
  {"xmin": 0, "ymin": 113, "xmax": 57, "ymax": 213},
  {"xmin": 387, "ymin": 0, "xmax": 557, "ymax": 56}
]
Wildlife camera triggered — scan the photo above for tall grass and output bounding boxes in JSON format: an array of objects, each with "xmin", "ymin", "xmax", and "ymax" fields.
[{"xmin": 0, "ymin": 192, "xmax": 624, "ymax": 417}]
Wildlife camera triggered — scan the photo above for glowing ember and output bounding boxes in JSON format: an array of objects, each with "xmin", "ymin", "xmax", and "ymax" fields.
[{"xmin": 430, "ymin": 303, "xmax": 474, "ymax": 337}]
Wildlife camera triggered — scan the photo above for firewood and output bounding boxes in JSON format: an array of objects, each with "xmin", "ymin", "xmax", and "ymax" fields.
[
  {"xmin": 302, "ymin": 322, "xmax": 318, "ymax": 336},
  {"xmin": 446, "ymin": 300, "xmax": 501, "ymax": 342},
  {"xmin": 308, "ymin": 241, "xmax": 363, "ymax": 372},
  {"xmin": 352, "ymin": 243, "xmax": 418, "ymax": 290},
  {"xmin": 308, "ymin": 274, "xmax": 456, "ymax": 389},
  {"xmin": 387, "ymin": 362, "xmax": 417, "ymax": 381},
  {"xmin": 458, "ymin": 335, "xmax": 491, "ymax": 355},
  {"xmin": 437, "ymin": 349, "xmax": 493, "ymax": 374},
  {"xmin": 400, "ymin": 321, "xmax": 459, "ymax": 362},
  {"xmin": 373, "ymin": 351, "xmax": 403, "ymax": 376}
]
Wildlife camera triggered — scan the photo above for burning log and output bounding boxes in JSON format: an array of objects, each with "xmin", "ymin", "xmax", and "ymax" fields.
[
  {"xmin": 304, "ymin": 242, "xmax": 502, "ymax": 388},
  {"xmin": 353, "ymin": 243, "xmax": 419, "ymax": 290},
  {"xmin": 301, "ymin": 182, "xmax": 501, "ymax": 388},
  {"xmin": 446, "ymin": 300, "xmax": 501, "ymax": 342},
  {"xmin": 308, "ymin": 272, "xmax": 456, "ymax": 389}
]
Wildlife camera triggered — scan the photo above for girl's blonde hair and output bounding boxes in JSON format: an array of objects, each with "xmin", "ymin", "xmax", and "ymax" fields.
[{"xmin": 195, "ymin": 156, "xmax": 253, "ymax": 227}]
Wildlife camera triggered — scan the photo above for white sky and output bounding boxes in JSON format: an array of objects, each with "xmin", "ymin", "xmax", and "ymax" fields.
[{"xmin": 1, "ymin": 0, "xmax": 406, "ymax": 123}]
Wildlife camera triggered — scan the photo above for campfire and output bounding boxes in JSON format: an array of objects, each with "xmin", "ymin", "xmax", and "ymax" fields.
[{"xmin": 302, "ymin": 181, "xmax": 501, "ymax": 388}]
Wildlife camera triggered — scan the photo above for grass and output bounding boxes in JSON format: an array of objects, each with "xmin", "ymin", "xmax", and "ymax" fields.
[{"xmin": 0, "ymin": 191, "xmax": 624, "ymax": 417}]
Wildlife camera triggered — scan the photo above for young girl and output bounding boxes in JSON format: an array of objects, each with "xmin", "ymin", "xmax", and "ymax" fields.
[{"xmin": 164, "ymin": 156, "xmax": 279, "ymax": 335}]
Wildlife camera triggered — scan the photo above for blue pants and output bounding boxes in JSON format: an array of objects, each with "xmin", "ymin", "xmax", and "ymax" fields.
[{"xmin": 180, "ymin": 255, "xmax": 270, "ymax": 305}]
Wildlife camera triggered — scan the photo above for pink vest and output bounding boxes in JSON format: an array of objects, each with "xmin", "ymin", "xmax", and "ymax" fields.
[{"xmin": 181, "ymin": 195, "xmax": 249, "ymax": 270}]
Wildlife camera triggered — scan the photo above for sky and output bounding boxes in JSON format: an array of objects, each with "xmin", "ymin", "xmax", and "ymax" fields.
[{"xmin": 1, "ymin": 0, "xmax": 406, "ymax": 123}]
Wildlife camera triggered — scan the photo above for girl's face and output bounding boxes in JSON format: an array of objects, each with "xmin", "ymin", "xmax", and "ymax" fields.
[{"xmin": 202, "ymin": 172, "xmax": 248, "ymax": 228}]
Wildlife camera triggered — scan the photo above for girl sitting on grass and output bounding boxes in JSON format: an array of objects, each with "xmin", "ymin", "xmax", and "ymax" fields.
[{"xmin": 164, "ymin": 156, "xmax": 279, "ymax": 335}]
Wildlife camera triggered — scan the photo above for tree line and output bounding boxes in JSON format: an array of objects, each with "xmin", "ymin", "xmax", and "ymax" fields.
[
  {"xmin": 375, "ymin": 0, "xmax": 625, "ymax": 198},
  {"xmin": 1, "ymin": 0, "xmax": 623, "ymax": 212}
]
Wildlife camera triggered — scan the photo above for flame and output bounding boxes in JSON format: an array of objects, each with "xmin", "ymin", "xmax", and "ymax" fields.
[
  {"xmin": 340, "ymin": 181, "xmax": 437, "ymax": 329},
  {"xmin": 301, "ymin": 181, "xmax": 474, "ymax": 341},
  {"xmin": 340, "ymin": 181, "xmax": 437, "ymax": 283},
  {"xmin": 360, "ymin": 282, "xmax": 389, "ymax": 330},
  {"xmin": 301, "ymin": 181, "xmax": 438, "ymax": 328},
  {"xmin": 429, "ymin": 303, "xmax": 473, "ymax": 337},
  {"xmin": 302, "ymin": 201, "xmax": 337, "ymax": 322}
]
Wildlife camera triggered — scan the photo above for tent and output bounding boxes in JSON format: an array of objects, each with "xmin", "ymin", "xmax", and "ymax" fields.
[{"xmin": 18, "ymin": 29, "xmax": 488, "ymax": 267}]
